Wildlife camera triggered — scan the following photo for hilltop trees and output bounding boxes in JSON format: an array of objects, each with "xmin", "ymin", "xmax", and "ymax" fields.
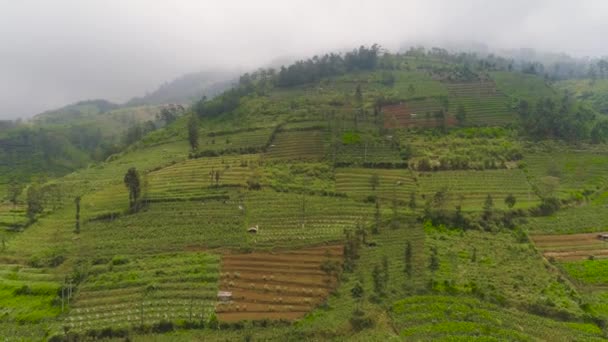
[
  {"xmin": 517, "ymin": 96, "xmax": 598, "ymax": 142},
  {"xmin": 277, "ymin": 45, "xmax": 381, "ymax": 87},
  {"xmin": 124, "ymin": 168, "xmax": 142, "ymax": 212}
]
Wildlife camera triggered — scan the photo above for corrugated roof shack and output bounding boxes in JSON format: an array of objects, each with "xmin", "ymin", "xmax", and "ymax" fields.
[{"xmin": 217, "ymin": 291, "xmax": 232, "ymax": 303}]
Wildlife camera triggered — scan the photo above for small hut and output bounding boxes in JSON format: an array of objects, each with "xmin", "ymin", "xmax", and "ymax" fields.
[
  {"xmin": 217, "ymin": 291, "xmax": 232, "ymax": 302},
  {"xmin": 247, "ymin": 225, "xmax": 259, "ymax": 234},
  {"xmin": 597, "ymin": 233, "xmax": 608, "ymax": 241}
]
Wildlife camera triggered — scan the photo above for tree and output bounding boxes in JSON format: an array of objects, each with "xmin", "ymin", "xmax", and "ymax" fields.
[
  {"xmin": 158, "ymin": 104, "xmax": 184, "ymax": 125},
  {"xmin": 187, "ymin": 113, "xmax": 199, "ymax": 151},
  {"xmin": 455, "ymin": 104, "xmax": 467, "ymax": 125},
  {"xmin": 355, "ymin": 84, "xmax": 363, "ymax": 102},
  {"xmin": 369, "ymin": 174, "xmax": 380, "ymax": 191},
  {"xmin": 351, "ymin": 281, "xmax": 364, "ymax": 300},
  {"xmin": 123, "ymin": 167, "xmax": 141, "ymax": 212},
  {"xmin": 408, "ymin": 192, "xmax": 417, "ymax": 210},
  {"xmin": 381, "ymin": 255, "xmax": 389, "ymax": 285},
  {"xmin": 483, "ymin": 194, "xmax": 494, "ymax": 219},
  {"xmin": 7, "ymin": 180, "xmax": 23, "ymax": 207},
  {"xmin": 404, "ymin": 241, "xmax": 412, "ymax": 277},
  {"xmin": 26, "ymin": 184, "xmax": 44, "ymax": 222},
  {"xmin": 373, "ymin": 199, "xmax": 381, "ymax": 234},
  {"xmin": 429, "ymin": 246, "xmax": 440, "ymax": 272},
  {"xmin": 372, "ymin": 264, "xmax": 384, "ymax": 295},
  {"xmin": 74, "ymin": 196, "xmax": 81, "ymax": 234},
  {"xmin": 504, "ymin": 194, "xmax": 516, "ymax": 209}
]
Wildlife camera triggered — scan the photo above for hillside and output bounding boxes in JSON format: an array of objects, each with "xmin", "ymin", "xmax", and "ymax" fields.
[
  {"xmin": 126, "ymin": 70, "xmax": 235, "ymax": 107},
  {"xmin": 3, "ymin": 47, "xmax": 608, "ymax": 341}
]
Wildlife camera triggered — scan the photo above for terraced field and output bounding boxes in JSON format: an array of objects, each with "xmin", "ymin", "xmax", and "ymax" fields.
[
  {"xmin": 382, "ymin": 98, "xmax": 455, "ymax": 129},
  {"xmin": 416, "ymin": 169, "xmax": 539, "ymax": 210},
  {"xmin": 333, "ymin": 141, "xmax": 403, "ymax": 166},
  {"xmin": 80, "ymin": 199, "xmax": 246, "ymax": 256},
  {"xmin": 199, "ymin": 128, "xmax": 274, "ymax": 152},
  {"xmin": 217, "ymin": 245, "xmax": 342, "ymax": 322},
  {"xmin": 147, "ymin": 154, "xmax": 260, "ymax": 200},
  {"xmin": 391, "ymin": 295, "xmax": 604, "ymax": 341},
  {"xmin": 335, "ymin": 168, "xmax": 416, "ymax": 202},
  {"xmin": 445, "ymin": 81, "xmax": 515, "ymax": 126},
  {"xmin": 426, "ymin": 228, "xmax": 582, "ymax": 316},
  {"xmin": 244, "ymin": 190, "xmax": 377, "ymax": 248},
  {"xmin": 265, "ymin": 130, "xmax": 326, "ymax": 161},
  {"xmin": 524, "ymin": 152, "xmax": 608, "ymax": 199},
  {"xmin": 0, "ymin": 263, "xmax": 63, "ymax": 339},
  {"xmin": 65, "ymin": 253, "xmax": 219, "ymax": 332},
  {"xmin": 530, "ymin": 233, "xmax": 608, "ymax": 261},
  {"xmin": 0, "ymin": 203, "xmax": 27, "ymax": 228}
]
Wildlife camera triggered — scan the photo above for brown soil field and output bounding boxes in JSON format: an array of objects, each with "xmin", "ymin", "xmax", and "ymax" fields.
[
  {"xmin": 382, "ymin": 103, "xmax": 456, "ymax": 129},
  {"xmin": 531, "ymin": 233, "xmax": 608, "ymax": 261},
  {"xmin": 216, "ymin": 245, "xmax": 343, "ymax": 322}
]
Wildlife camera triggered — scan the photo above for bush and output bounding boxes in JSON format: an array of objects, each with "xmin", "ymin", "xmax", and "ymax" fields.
[
  {"xmin": 349, "ymin": 309, "xmax": 375, "ymax": 331},
  {"xmin": 152, "ymin": 320, "xmax": 174, "ymax": 333},
  {"xmin": 111, "ymin": 255, "xmax": 129, "ymax": 265}
]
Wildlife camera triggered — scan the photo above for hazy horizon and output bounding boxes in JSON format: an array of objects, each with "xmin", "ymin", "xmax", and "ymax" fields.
[{"xmin": 1, "ymin": 0, "xmax": 608, "ymax": 120}]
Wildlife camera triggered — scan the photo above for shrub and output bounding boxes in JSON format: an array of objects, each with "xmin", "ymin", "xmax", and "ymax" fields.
[
  {"xmin": 349, "ymin": 308, "xmax": 375, "ymax": 331},
  {"xmin": 111, "ymin": 255, "xmax": 129, "ymax": 265}
]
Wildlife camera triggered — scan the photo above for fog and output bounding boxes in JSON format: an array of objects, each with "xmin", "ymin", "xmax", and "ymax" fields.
[{"xmin": 1, "ymin": 0, "xmax": 607, "ymax": 119}]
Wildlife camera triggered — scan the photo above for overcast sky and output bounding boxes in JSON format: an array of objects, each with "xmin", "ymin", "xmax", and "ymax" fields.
[{"xmin": 1, "ymin": 0, "xmax": 607, "ymax": 119}]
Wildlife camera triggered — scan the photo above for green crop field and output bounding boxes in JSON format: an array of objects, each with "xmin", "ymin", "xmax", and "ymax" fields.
[
  {"xmin": 335, "ymin": 167, "xmax": 416, "ymax": 202},
  {"xmin": 524, "ymin": 151, "xmax": 608, "ymax": 199},
  {"xmin": 417, "ymin": 169, "xmax": 539, "ymax": 211},
  {"xmin": 64, "ymin": 253, "xmax": 219, "ymax": 333},
  {"xmin": 392, "ymin": 295, "xmax": 604, "ymax": 341}
]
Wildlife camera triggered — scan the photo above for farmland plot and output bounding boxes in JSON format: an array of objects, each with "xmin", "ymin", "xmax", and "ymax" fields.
[
  {"xmin": 524, "ymin": 152, "xmax": 608, "ymax": 199},
  {"xmin": 425, "ymin": 227, "xmax": 582, "ymax": 316},
  {"xmin": 445, "ymin": 81, "xmax": 515, "ymax": 126},
  {"xmin": 217, "ymin": 245, "xmax": 342, "ymax": 322},
  {"xmin": 64, "ymin": 253, "xmax": 219, "ymax": 332},
  {"xmin": 382, "ymin": 98, "xmax": 456, "ymax": 129},
  {"xmin": 147, "ymin": 154, "xmax": 260, "ymax": 200},
  {"xmin": 530, "ymin": 233, "xmax": 608, "ymax": 261},
  {"xmin": 265, "ymin": 130, "xmax": 326, "ymax": 161},
  {"xmin": 391, "ymin": 295, "xmax": 604, "ymax": 341},
  {"xmin": 244, "ymin": 190, "xmax": 376, "ymax": 248},
  {"xmin": 199, "ymin": 127, "xmax": 274, "ymax": 153},
  {"xmin": 417, "ymin": 169, "xmax": 539, "ymax": 211},
  {"xmin": 335, "ymin": 168, "xmax": 416, "ymax": 202},
  {"xmin": 81, "ymin": 200, "xmax": 246, "ymax": 256}
]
